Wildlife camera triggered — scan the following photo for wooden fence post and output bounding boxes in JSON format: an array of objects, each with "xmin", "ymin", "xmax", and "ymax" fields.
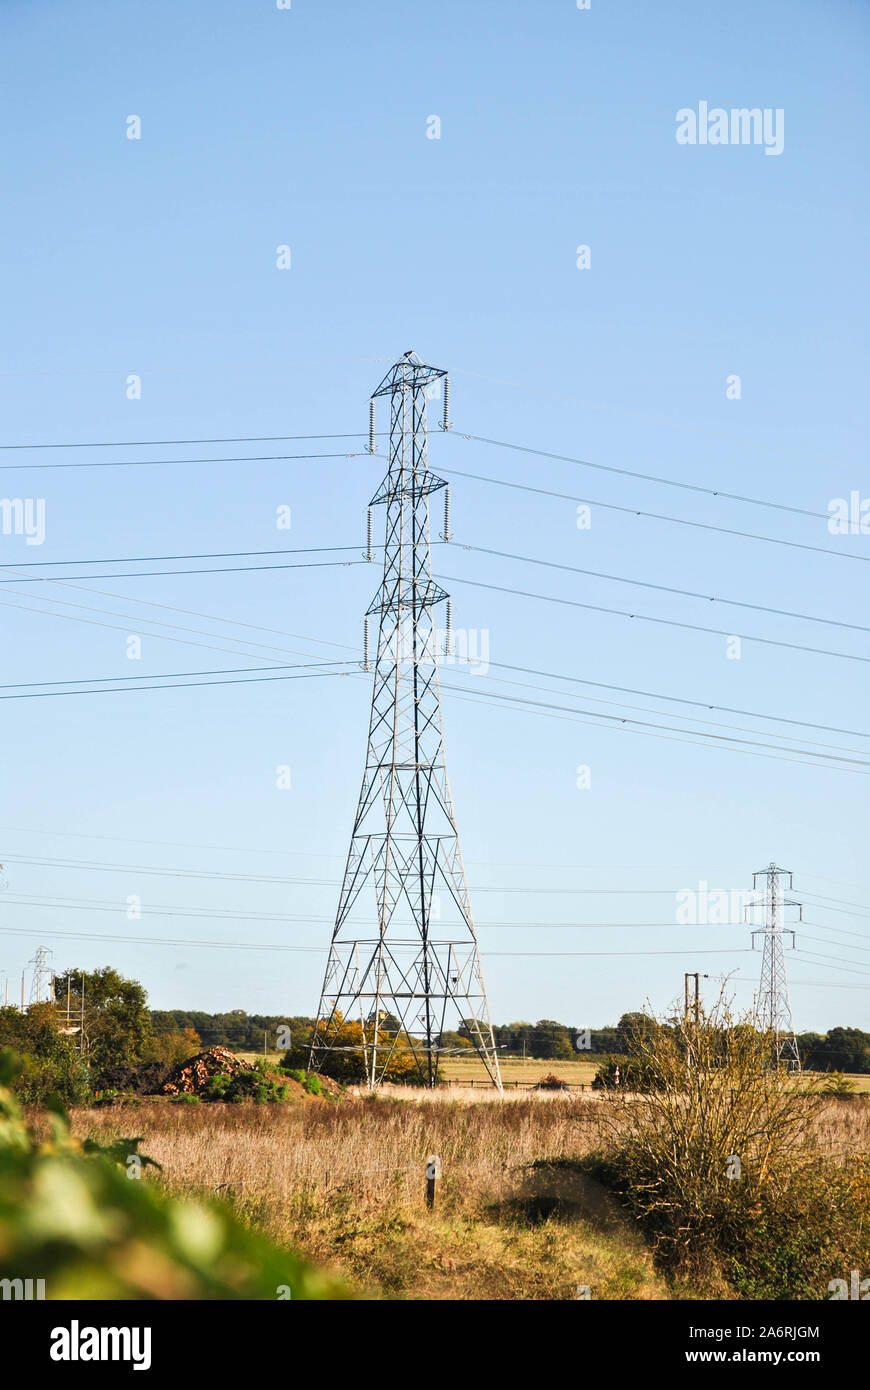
[{"xmin": 426, "ymin": 1154, "xmax": 441, "ymax": 1208}]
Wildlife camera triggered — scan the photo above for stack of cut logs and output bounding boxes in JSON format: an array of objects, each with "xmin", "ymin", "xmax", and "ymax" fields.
[{"xmin": 161, "ymin": 1046, "xmax": 253, "ymax": 1096}]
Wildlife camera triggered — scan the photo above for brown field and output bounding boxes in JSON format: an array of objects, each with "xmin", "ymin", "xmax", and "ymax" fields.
[
  {"xmin": 71, "ymin": 1095, "xmax": 668, "ymax": 1300},
  {"xmin": 70, "ymin": 1088, "xmax": 870, "ymax": 1301}
]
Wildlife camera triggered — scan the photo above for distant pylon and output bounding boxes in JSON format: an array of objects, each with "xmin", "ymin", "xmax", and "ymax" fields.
[
  {"xmin": 27, "ymin": 944, "xmax": 54, "ymax": 1005},
  {"xmin": 747, "ymin": 862, "xmax": 801, "ymax": 1068},
  {"xmin": 309, "ymin": 352, "xmax": 502, "ymax": 1090}
]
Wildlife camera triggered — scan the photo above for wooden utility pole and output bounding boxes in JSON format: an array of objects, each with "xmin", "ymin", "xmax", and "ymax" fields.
[{"xmin": 684, "ymin": 972, "xmax": 700, "ymax": 1026}]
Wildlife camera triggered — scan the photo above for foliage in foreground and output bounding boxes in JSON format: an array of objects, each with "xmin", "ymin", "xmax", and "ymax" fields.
[
  {"xmin": 0, "ymin": 1004, "xmax": 91, "ymax": 1108},
  {"xmin": 588, "ymin": 993, "xmax": 870, "ymax": 1298},
  {"xmin": 0, "ymin": 1050, "xmax": 350, "ymax": 1300}
]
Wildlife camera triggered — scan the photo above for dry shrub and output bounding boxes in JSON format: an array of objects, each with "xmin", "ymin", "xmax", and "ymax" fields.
[{"xmin": 589, "ymin": 991, "xmax": 870, "ymax": 1296}]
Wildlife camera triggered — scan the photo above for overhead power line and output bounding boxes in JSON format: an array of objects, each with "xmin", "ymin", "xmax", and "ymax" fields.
[
  {"xmin": 3, "ymin": 656, "xmax": 862, "ymax": 772},
  {"xmin": 0, "ymin": 921, "xmax": 754, "ymax": 960},
  {"xmin": 795, "ymin": 949, "xmax": 870, "ymax": 977},
  {"xmin": 797, "ymin": 890, "xmax": 870, "ymax": 916},
  {"xmin": 3, "ymin": 896, "xmax": 748, "ymax": 930},
  {"xmin": 0, "ymin": 558, "xmax": 369, "ymax": 583},
  {"xmin": 436, "ymin": 465, "xmax": 870, "ymax": 565},
  {"xmin": 438, "ymin": 681, "xmax": 870, "ymax": 768},
  {"xmin": 0, "ymin": 659, "xmax": 355, "ymax": 692},
  {"xmin": 0, "ymin": 820, "xmax": 767, "ymax": 872},
  {"xmin": 803, "ymin": 920, "xmax": 870, "ymax": 944},
  {"xmin": 0, "ymin": 593, "xmax": 335, "ymax": 668},
  {"xmin": 0, "ymin": 450, "xmax": 369, "ymax": 472},
  {"xmin": 4, "ymin": 642, "xmax": 865, "ymax": 745},
  {"xmin": 457, "ymin": 544, "xmax": 870, "ymax": 638},
  {"xmin": 6, "ymin": 536, "xmax": 862, "ymax": 645},
  {"xmin": 438, "ymin": 573, "xmax": 870, "ymax": 666},
  {"xmin": 450, "ymin": 430, "xmax": 826, "ymax": 520},
  {"xmin": 440, "ymin": 683, "xmax": 870, "ymax": 775},
  {"xmin": 0, "ymin": 656, "xmax": 861, "ymax": 770},
  {"xmin": 0, "ymin": 668, "xmax": 351, "ymax": 701},
  {"xmin": 485, "ymin": 660, "xmax": 870, "ymax": 742},
  {"xmin": 461, "ymin": 666, "xmax": 866, "ymax": 759},
  {"xmin": 0, "ymin": 432, "xmax": 378, "ymax": 451},
  {"xmin": 0, "ymin": 544, "xmax": 372, "ymax": 570}
]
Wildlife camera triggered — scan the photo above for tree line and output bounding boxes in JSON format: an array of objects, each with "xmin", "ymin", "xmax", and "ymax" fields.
[
  {"xmin": 2, "ymin": 968, "xmax": 868, "ymax": 1110},
  {"xmin": 153, "ymin": 1007, "xmax": 870, "ymax": 1072}
]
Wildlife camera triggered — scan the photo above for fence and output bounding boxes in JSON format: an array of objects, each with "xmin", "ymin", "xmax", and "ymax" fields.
[{"xmin": 441, "ymin": 1079, "xmax": 588, "ymax": 1091}]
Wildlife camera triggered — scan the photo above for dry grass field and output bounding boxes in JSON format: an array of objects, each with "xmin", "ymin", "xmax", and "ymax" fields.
[
  {"xmin": 71, "ymin": 1095, "xmax": 669, "ymax": 1300},
  {"xmin": 68, "ymin": 1089, "xmax": 870, "ymax": 1301}
]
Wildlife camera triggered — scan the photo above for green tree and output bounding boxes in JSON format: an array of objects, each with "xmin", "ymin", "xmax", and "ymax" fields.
[
  {"xmin": 54, "ymin": 967, "xmax": 152, "ymax": 1076},
  {"xmin": 810, "ymin": 1027, "xmax": 870, "ymax": 1073},
  {"xmin": 0, "ymin": 1003, "xmax": 90, "ymax": 1106},
  {"xmin": 534, "ymin": 1019, "xmax": 574, "ymax": 1060},
  {"xmin": 615, "ymin": 1011, "xmax": 659, "ymax": 1056}
]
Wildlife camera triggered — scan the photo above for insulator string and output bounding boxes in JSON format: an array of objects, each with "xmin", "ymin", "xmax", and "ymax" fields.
[{"xmin": 441, "ymin": 485, "xmax": 451, "ymax": 542}]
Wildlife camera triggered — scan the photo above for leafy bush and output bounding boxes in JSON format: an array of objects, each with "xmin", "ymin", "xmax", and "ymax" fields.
[
  {"xmin": 202, "ymin": 1069, "xmax": 288, "ymax": 1104},
  {"xmin": 0, "ymin": 1009, "xmax": 91, "ymax": 1108},
  {"xmin": 822, "ymin": 1072, "xmax": 856, "ymax": 1097},
  {"xmin": 0, "ymin": 1051, "xmax": 350, "ymax": 1299},
  {"xmin": 303, "ymin": 1074, "xmax": 321, "ymax": 1096},
  {"xmin": 591, "ymin": 1056, "xmax": 663, "ymax": 1091},
  {"xmin": 93, "ymin": 1088, "xmax": 120, "ymax": 1107},
  {"xmin": 720, "ymin": 1158, "xmax": 870, "ymax": 1299}
]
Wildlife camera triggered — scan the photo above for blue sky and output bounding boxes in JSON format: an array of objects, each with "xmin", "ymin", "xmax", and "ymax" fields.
[{"xmin": 0, "ymin": 0, "xmax": 867, "ymax": 1034}]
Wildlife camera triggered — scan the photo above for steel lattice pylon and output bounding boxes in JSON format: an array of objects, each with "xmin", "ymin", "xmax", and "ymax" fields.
[
  {"xmin": 749, "ymin": 862, "xmax": 801, "ymax": 1068},
  {"xmin": 309, "ymin": 352, "xmax": 502, "ymax": 1090}
]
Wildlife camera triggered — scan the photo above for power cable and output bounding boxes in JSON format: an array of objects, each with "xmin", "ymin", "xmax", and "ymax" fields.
[{"xmin": 438, "ymin": 573, "xmax": 870, "ymax": 665}]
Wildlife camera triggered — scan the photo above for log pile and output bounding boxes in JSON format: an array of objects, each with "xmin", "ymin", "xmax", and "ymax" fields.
[{"xmin": 161, "ymin": 1046, "xmax": 253, "ymax": 1096}]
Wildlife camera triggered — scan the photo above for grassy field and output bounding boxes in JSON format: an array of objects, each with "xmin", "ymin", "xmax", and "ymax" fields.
[
  {"xmin": 71, "ymin": 1094, "xmax": 671, "ymax": 1300},
  {"xmin": 442, "ymin": 1054, "xmax": 600, "ymax": 1085},
  {"xmin": 70, "ymin": 1088, "xmax": 870, "ymax": 1301}
]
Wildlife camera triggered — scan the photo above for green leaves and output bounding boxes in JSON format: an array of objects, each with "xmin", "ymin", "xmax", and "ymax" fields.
[
  {"xmin": 0, "ymin": 1052, "xmax": 352, "ymax": 1300},
  {"xmin": 82, "ymin": 1135, "xmax": 163, "ymax": 1174}
]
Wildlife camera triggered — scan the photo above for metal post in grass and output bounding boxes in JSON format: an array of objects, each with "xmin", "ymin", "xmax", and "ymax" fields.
[{"xmin": 426, "ymin": 1155, "xmax": 441, "ymax": 1209}]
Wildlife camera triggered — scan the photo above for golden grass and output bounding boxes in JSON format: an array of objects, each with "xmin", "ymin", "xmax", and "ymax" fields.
[
  {"xmin": 65, "ymin": 1083, "xmax": 869, "ymax": 1302},
  {"xmin": 70, "ymin": 1095, "xmax": 668, "ymax": 1300}
]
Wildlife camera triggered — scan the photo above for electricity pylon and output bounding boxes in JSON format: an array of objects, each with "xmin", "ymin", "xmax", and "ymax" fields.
[
  {"xmin": 747, "ymin": 862, "xmax": 801, "ymax": 1068},
  {"xmin": 27, "ymin": 944, "xmax": 53, "ymax": 1005},
  {"xmin": 309, "ymin": 352, "xmax": 502, "ymax": 1090}
]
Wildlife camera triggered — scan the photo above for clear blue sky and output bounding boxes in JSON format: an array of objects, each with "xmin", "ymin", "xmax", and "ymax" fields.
[{"xmin": 0, "ymin": 0, "xmax": 867, "ymax": 1034}]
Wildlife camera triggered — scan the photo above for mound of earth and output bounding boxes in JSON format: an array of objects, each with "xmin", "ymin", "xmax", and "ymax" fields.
[{"xmin": 161, "ymin": 1046, "xmax": 253, "ymax": 1096}]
